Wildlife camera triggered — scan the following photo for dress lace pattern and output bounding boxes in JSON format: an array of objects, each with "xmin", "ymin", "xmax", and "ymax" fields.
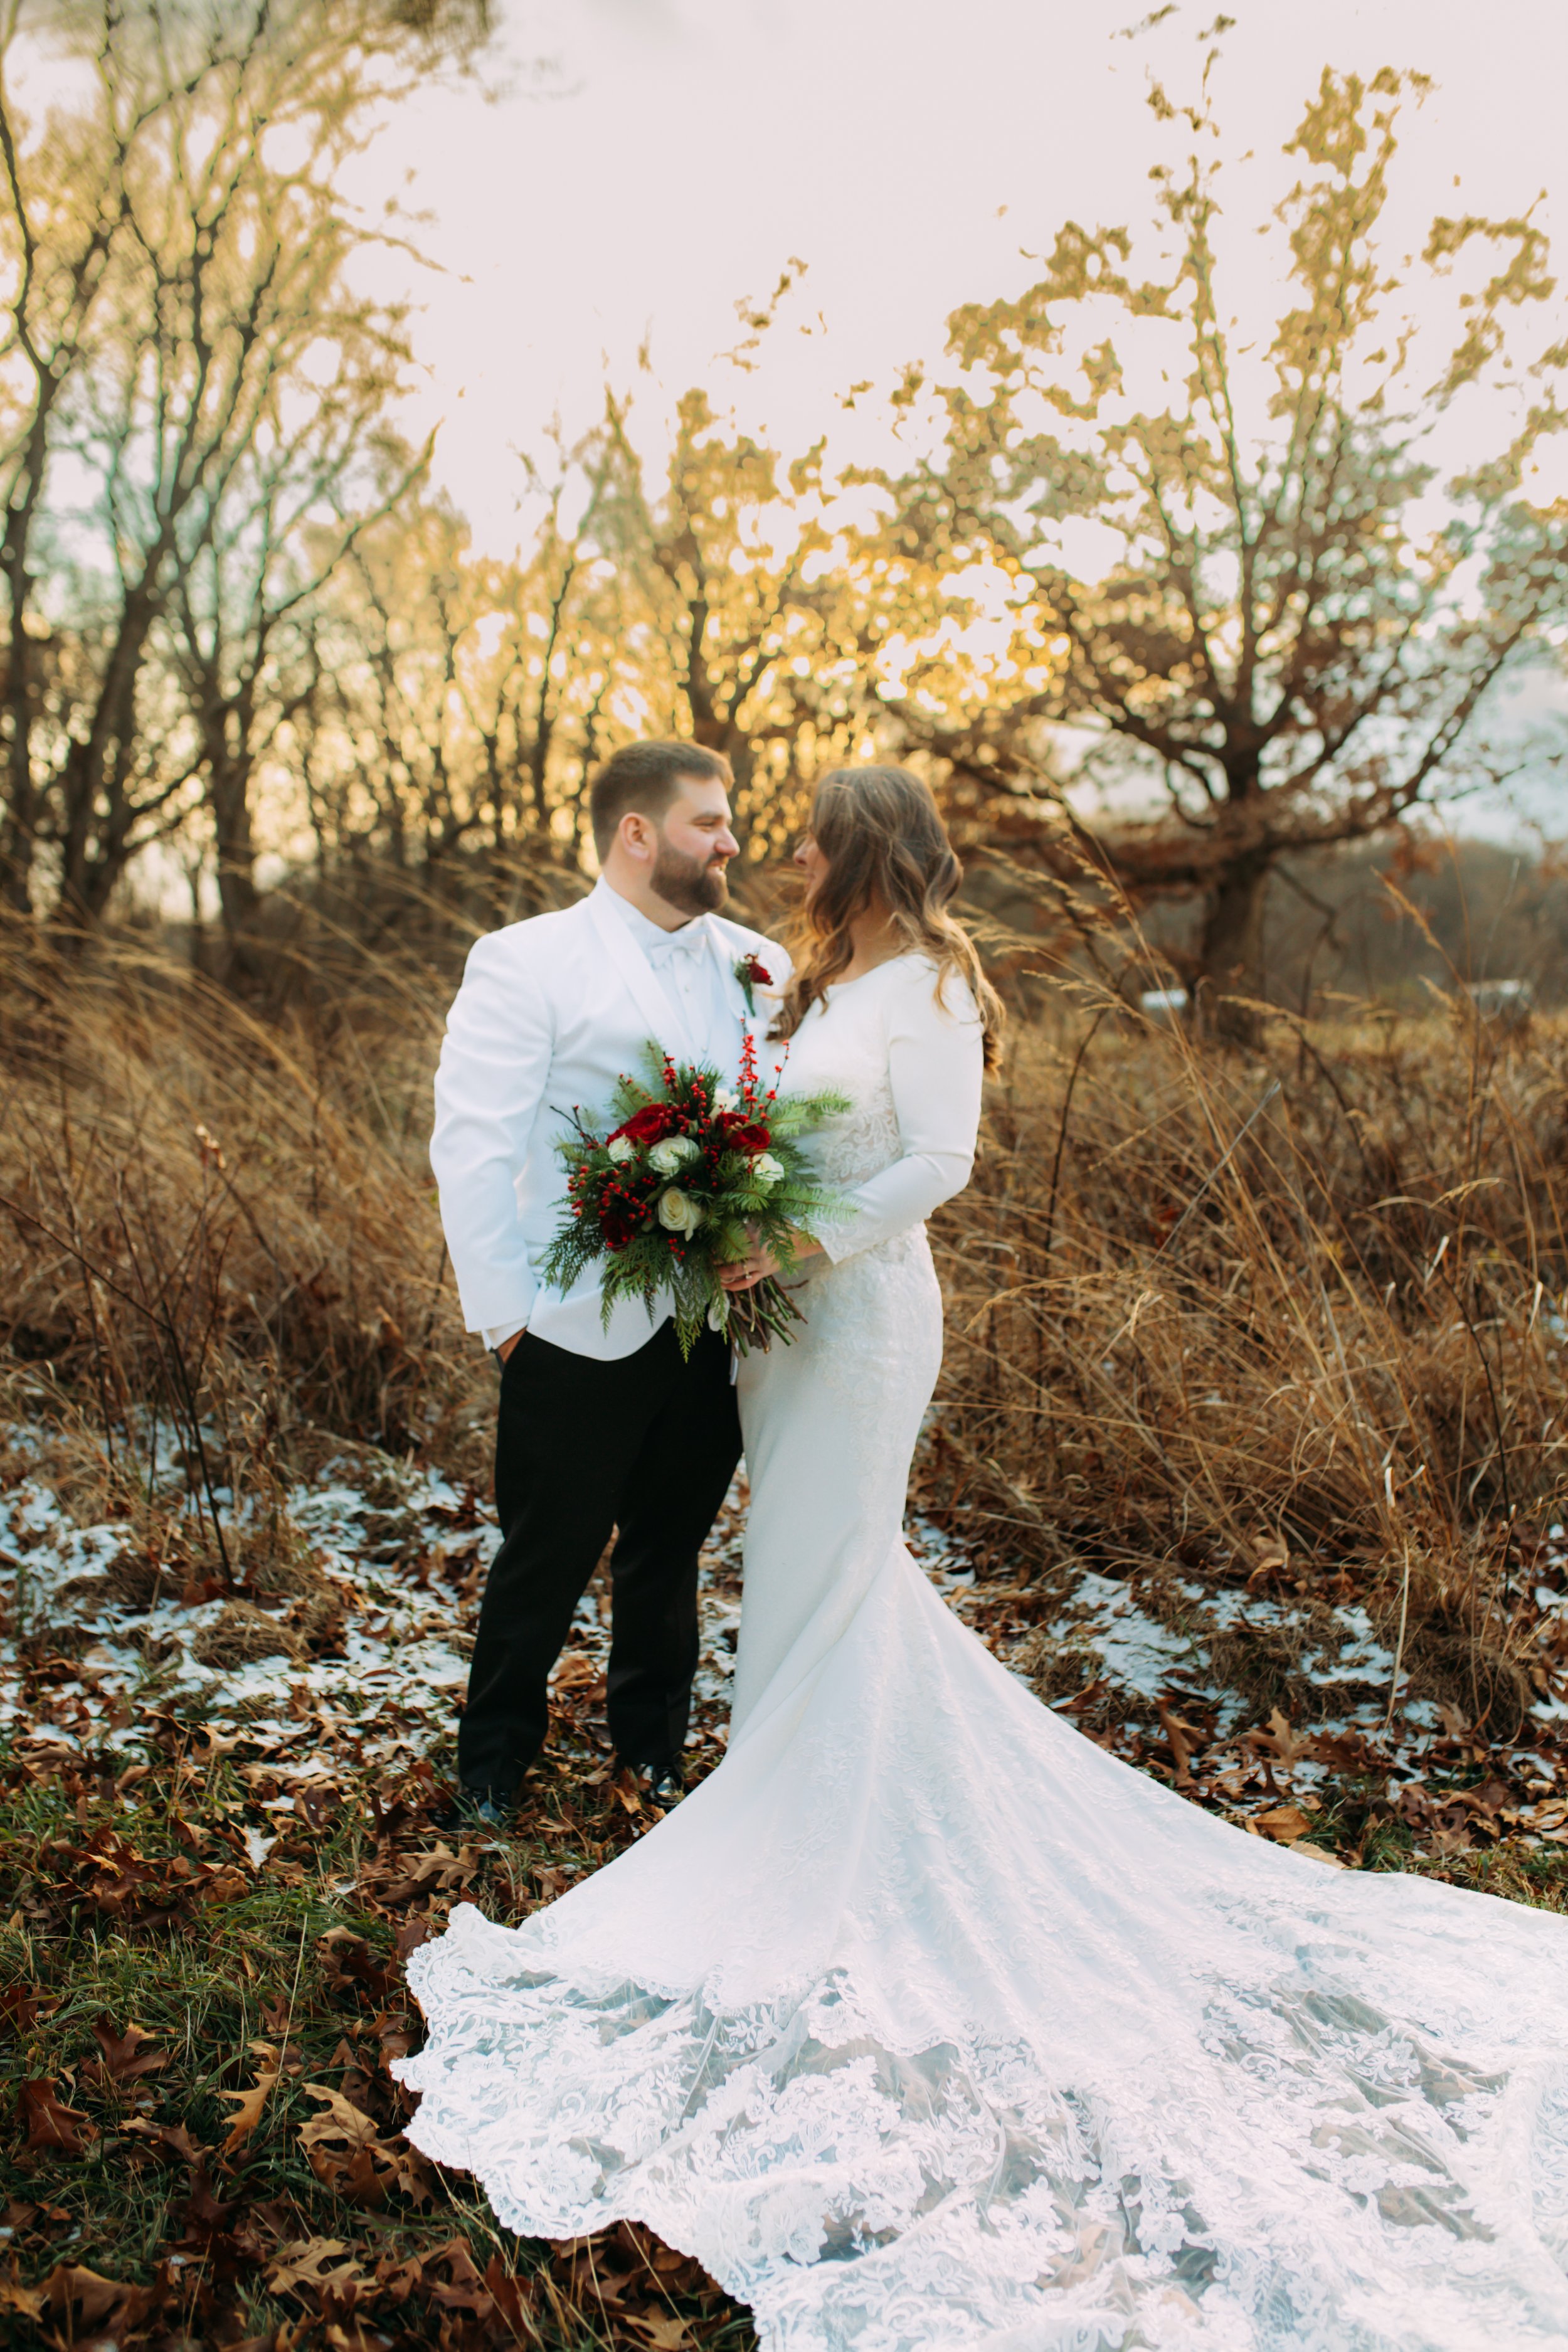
[{"xmin": 400, "ymin": 966, "xmax": 1568, "ymax": 2351}]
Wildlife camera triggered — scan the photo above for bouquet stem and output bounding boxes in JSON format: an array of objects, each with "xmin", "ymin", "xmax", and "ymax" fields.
[{"xmin": 722, "ymin": 1275, "xmax": 807, "ymax": 1356}]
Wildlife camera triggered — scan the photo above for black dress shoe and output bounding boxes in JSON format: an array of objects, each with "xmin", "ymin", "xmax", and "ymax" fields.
[
  {"xmin": 624, "ymin": 1757, "xmax": 684, "ymax": 1807},
  {"xmin": 432, "ymin": 1783, "xmax": 514, "ymax": 1835}
]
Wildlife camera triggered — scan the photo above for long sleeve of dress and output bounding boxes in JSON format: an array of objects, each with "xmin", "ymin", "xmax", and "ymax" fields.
[{"xmin": 812, "ymin": 962, "xmax": 985, "ymax": 1264}]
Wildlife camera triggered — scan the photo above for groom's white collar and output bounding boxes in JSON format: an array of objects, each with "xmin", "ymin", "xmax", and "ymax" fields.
[
  {"xmin": 595, "ymin": 876, "xmax": 709, "ymax": 957},
  {"xmin": 585, "ymin": 876, "xmax": 737, "ymax": 1067}
]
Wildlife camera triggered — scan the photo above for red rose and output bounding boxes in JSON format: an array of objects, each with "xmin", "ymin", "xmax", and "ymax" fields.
[
  {"xmin": 612, "ymin": 1103, "xmax": 681, "ymax": 1147},
  {"xmin": 728, "ymin": 1121, "xmax": 771, "ymax": 1154},
  {"xmin": 602, "ymin": 1200, "xmax": 645, "ymax": 1248},
  {"xmin": 740, "ymin": 956, "xmax": 771, "ymax": 987}
]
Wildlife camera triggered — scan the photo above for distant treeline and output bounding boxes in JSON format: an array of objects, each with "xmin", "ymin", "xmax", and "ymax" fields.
[{"xmin": 1256, "ymin": 838, "xmax": 1568, "ymax": 1014}]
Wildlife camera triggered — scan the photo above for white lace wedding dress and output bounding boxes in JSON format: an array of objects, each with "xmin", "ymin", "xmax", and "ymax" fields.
[{"xmin": 401, "ymin": 958, "xmax": 1568, "ymax": 2352}]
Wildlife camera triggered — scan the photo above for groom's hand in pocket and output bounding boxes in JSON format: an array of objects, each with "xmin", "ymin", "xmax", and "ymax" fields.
[{"xmin": 495, "ymin": 1328, "xmax": 526, "ymax": 1363}]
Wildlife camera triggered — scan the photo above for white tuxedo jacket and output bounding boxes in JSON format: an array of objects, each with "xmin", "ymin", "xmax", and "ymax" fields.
[{"xmin": 431, "ymin": 881, "xmax": 790, "ymax": 1360}]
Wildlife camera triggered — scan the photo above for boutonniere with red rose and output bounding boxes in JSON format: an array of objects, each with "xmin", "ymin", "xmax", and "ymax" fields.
[{"xmin": 733, "ymin": 953, "xmax": 771, "ymax": 1017}]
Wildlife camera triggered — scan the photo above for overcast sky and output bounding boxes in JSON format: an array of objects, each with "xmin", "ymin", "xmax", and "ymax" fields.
[{"xmin": 371, "ymin": 1, "xmax": 1568, "ymax": 537}]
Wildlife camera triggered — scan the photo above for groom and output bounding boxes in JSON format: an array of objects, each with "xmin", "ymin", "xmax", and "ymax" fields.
[{"xmin": 429, "ymin": 739, "xmax": 788, "ymax": 1828}]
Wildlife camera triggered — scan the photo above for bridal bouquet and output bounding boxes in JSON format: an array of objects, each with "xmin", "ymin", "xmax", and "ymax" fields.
[{"xmin": 541, "ymin": 1033, "xmax": 847, "ymax": 1356}]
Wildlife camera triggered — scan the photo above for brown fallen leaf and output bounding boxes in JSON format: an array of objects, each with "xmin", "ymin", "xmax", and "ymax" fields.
[
  {"xmin": 318, "ymin": 1931, "xmax": 399, "ymax": 2004},
  {"xmin": 484, "ymin": 2251, "xmax": 541, "ymax": 2341},
  {"xmin": 297, "ymin": 2081, "xmax": 435, "ymax": 2207},
  {"xmin": 177, "ymin": 2162, "xmax": 244, "ymax": 2254},
  {"xmin": 1247, "ymin": 1535, "xmax": 1290, "ymax": 1583},
  {"xmin": 0, "ymin": 2272, "xmax": 45, "ymax": 2320},
  {"xmin": 41, "ymin": 2262, "xmax": 146, "ymax": 2329},
  {"xmin": 0, "ymin": 1984, "xmax": 43, "ymax": 2037},
  {"xmin": 629, "ymin": 2316, "xmax": 694, "ymax": 2349},
  {"xmin": 369, "ymin": 1845, "xmax": 481, "ymax": 1905},
  {"xmin": 388, "ymin": 2136, "xmax": 438, "ymax": 2209},
  {"xmin": 90, "ymin": 2015, "xmax": 170, "ymax": 2084},
  {"xmin": 301, "ymin": 2084, "xmax": 380, "ymax": 2153},
  {"xmin": 1251, "ymin": 1804, "xmax": 1312, "ymax": 1845},
  {"xmin": 1292, "ymin": 1843, "xmax": 1347, "ymax": 1868},
  {"xmin": 551, "ymin": 1653, "xmax": 600, "ymax": 1692},
  {"xmin": 19, "ymin": 2079, "xmax": 98, "ymax": 2154},
  {"xmin": 194, "ymin": 1726, "xmax": 245, "ymax": 1761},
  {"xmin": 265, "ymin": 2237, "xmax": 364, "ymax": 2298},
  {"xmin": 294, "ymin": 1784, "xmax": 338, "ymax": 1833},
  {"xmin": 1156, "ymin": 1704, "xmax": 1202, "ymax": 1789},
  {"xmin": 220, "ymin": 2066, "xmax": 280, "ymax": 2154},
  {"xmin": 1461, "ymin": 1779, "xmax": 1513, "ymax": 1817},
  {"xmin": 424, "ymin": 2234, "xmax": 497, "ymax": 2314},
  {"xmin": 1246, "ymin": 1709, "xmax": 1313, "ymax": 1772},
  {"xmin": 124, "ymin": 2117, "xmax": 208, "ymax": 2166},
  {"xmin": 373, "ymin": 2250, "xmax": 426, "ymax": 2306}
]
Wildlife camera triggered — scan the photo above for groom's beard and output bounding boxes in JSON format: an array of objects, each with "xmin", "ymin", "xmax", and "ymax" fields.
[{"xmin": 652, "ymin": 839, "xmax": 729, "ymax": 917}]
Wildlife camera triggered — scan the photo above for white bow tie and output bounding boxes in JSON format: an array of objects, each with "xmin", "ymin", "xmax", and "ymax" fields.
[{"xmin": 647, "ymin": 924, "xmax": 708, "ymax": 968}]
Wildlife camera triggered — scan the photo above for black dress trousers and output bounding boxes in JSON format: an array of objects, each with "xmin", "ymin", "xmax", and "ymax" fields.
[{"xmin": 456, "ymin": 1320, "xmax": 741, "ymax": 1793}]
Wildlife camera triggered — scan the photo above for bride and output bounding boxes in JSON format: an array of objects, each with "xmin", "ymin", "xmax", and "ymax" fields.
[{"xmin": 401, "ymin": 769, "xmax": 1568, "ymax": 2352}]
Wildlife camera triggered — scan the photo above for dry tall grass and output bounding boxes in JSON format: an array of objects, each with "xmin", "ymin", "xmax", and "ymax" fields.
[
  {"xmin": 933, "ymin": 992, "xmax": 1568, "ymax": 1734},
  {"xmin": 0, "ymin": 922, "xmax": 487, "ymax": 1581},
  {"xmin": 6, "ymin": 920, "xmax": 1567, "ymax": 1730}
]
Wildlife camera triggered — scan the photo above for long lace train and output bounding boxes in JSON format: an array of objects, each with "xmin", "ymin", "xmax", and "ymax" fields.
[{"xmin": 401, "ymin": 1544, "xmax": 1568, "ymax": 2351}]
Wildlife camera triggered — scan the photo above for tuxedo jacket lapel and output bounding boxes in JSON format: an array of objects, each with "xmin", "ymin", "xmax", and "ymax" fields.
[{"xmin": 584, "ymin": 884, "xmax": 697, "ymax": 1064}]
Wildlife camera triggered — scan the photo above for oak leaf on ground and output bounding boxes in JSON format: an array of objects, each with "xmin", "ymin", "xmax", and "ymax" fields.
[
  {"xmin": 19, "ymin": 2079, "xmax": 97, "ymax": 2154},
  {"xmin": 88, "ymin": 2013, "xmax": 169, "ymax": 2084},
  {"xmin": 220, "ymin": 2065, "xmax": 280, "ymax": 2154},
  {"xmin": 265, "ymin": 2237, "xmax": 364, "ymax": 2298}
]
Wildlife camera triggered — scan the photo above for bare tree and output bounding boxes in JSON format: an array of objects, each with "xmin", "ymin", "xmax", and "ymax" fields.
[
  {"xmin": 597, "ymin": 389, "xmax": 885, "ymax": 860},
  {"xmin": 296, "ymin": 445, "xmax": 623, "ymax": 910},
  {"xmin": 878, "ymin": 64, "xmax": 1568, "ymax": 1023},
  {"xmin": 0, "ymin": 0, "xmax": 492, "ymax": 928}
]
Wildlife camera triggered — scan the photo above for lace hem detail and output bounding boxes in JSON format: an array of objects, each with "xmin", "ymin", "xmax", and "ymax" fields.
[{"xmin": 400, "ymin": 1902, "xmax": 1568, "ymax": 2352}]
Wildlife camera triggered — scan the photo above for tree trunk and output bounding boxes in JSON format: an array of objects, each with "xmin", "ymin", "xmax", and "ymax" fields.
[
  {"xmin": 1197, "ymin": 849, "xmax": 1271, "ymax": 1042},
  {"xmin": 0, "ymin": 604, "xmax": 41, "ymax": 915},
  {"xmin": 0, "ymin": 745, "xmax": 38, "ymax": 916},
  {"xmin": 208, "ymin": 755, "xmax": 263, "ymax": 980},
  {"xmin": 0, "ymin": 383, "xmax": 62, "ymax": 918}
]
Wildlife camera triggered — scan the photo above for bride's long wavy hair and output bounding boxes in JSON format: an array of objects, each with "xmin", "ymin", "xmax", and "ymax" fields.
[{"xmin": 771, "ymin": 766, "xmax": 1004, "ymax": 1071}]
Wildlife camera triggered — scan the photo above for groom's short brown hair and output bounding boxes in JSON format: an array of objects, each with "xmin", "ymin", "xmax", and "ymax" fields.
[{"xmin": 588, "ymin": 740, "xmax": 733, "ymax": 859}]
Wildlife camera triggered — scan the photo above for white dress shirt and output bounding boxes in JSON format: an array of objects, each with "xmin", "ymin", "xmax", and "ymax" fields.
[{"xmin": 607, "ymin": 890, "xmax": 748, "ymax": 1081}]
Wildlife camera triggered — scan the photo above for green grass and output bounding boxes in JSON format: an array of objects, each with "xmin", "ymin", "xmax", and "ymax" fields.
[{"xmin": 0, "ymin": 1742, "xmax": 754, "ymax": 2350}]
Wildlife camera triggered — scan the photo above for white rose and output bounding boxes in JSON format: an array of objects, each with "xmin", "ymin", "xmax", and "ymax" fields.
[
  {"xmin": 751, "ymin": 1152, "xmax": 784, "ymax": 1186},
  {"xmin": 657, "ymin": 1186, "xmax": 704, "ymax": 1233},
  {"xmin": 713, "ymin": 1084, "xmax": 739, "ymax": 1113},
  {"xmin": 649, "ymin": 1134, "xmax": 699, "ymax": 1176},
  {"xmin": 607, "ymin": 1135, "xmax": 635, "ymax": 1164}
]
